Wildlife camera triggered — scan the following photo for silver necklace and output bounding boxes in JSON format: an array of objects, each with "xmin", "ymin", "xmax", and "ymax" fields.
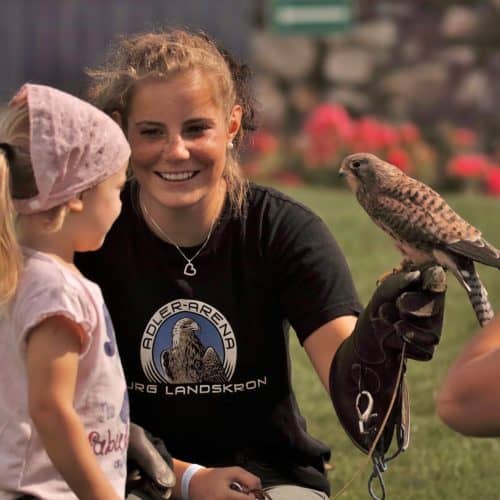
[{"xmin": 140, "ymin": 198, "xmax": 216, "ymax": 277}]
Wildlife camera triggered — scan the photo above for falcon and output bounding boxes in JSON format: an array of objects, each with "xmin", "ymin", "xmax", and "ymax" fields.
[
  {"xmin": 339, "ymin": 152, "xmax": 500, "ymax": 326},
  {"xmin": 161, "ymin": 317, "xmax": 227, "ymax": 384}
]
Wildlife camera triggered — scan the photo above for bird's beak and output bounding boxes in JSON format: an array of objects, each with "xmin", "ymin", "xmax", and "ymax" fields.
[{"xmin": 338, "ymin": 163, "xmax": 346, "ymax": 177}]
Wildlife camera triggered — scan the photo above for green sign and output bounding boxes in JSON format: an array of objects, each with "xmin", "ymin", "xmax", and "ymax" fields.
[{"xmin": 270, "ymin": 0, "xmax": 352, "ymax": 35}]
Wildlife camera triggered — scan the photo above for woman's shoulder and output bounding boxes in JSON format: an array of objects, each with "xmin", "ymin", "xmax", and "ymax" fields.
[
  {"xmin": 242, "ymin": 183, "xmax": 332, "ymax": 250},
  {"xmin": 246, "ymin": 182, "xmax": 319, "ymax": 221}
]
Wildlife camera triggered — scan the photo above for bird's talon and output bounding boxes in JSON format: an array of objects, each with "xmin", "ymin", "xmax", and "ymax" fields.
[{"xmin": 422, "ymin": 265, "xmax": 447, "ymax": 293}]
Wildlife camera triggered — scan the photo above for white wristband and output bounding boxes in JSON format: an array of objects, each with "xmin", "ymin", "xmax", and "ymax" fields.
[{"xmin": 181, "ymin": 463, "xmax": 205, "ymax": 500}]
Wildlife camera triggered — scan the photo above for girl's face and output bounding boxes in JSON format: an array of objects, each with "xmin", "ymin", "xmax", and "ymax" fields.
[
  {"xmin": 73, "ymin": 165, "xmax": 127, "ymax": 251},
  {"xmin": 124, "ymin": 70, "xmax": 241, "ymax": 213}
]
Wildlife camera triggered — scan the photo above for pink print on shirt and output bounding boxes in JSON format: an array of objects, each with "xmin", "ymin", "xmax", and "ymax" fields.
[{"xmin": 88, "ymin": 428, "xmax": 129, "ymax": 456}]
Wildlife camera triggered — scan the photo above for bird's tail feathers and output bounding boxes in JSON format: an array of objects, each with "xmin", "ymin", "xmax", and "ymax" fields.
[{"xmin": 454, "ymin": 261, "xmax": 494, "ymax": 327}]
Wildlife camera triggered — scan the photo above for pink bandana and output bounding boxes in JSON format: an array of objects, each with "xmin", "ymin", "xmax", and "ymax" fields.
[{"xmin": 12, "ymin": 84, "xmax": 130, "ymax": 214}]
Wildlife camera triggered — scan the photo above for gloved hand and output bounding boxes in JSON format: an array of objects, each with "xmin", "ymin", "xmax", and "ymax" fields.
[
  {"xmin": 329, "ymin": 265, "xmax": 446, "ymax": 454},
  {"xmin": 126, "ymin": 423, "xmax": 176, "ymax": 500}
]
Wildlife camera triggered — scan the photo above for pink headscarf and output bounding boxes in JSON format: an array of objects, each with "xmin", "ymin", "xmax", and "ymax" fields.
[{"xmin": 11, "ymin": 84, "xmax": 130, "ymax": 214}]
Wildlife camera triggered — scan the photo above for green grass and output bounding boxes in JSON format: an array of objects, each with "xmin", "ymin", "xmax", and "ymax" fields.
[{"xmin": 280, "ymin": 185, "xmax": 500, "ymax": 499}]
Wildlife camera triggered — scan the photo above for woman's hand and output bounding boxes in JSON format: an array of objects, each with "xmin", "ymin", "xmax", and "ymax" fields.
[
  {"xmin": 188, "ymin": 466, "xmax": 262, "ymax": 500},
  {"xmin": 329, "ymin": 265, "xmax": 446, "ymax": 454}
]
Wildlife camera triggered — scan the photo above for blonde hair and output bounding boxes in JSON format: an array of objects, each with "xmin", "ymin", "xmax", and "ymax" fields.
[
  {"xmin": 87, "ymin": 29, "xmax": 257, "ymax": 216},
  {"xmin": 0, "ymin": 104, "xmax": 29, "ymax": 305},
  {"xmin": 0, "ymin": 102, "xmax": 68, "ymax": 306}
]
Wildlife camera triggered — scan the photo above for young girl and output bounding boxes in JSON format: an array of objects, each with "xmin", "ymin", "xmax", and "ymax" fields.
[
  {"xmin": 78, "ymin": 30, "xmax": 445, "ymax": 500},
  {"xmin": 0, "ymin": 84, "xmax": 131, "ymax": 499}
]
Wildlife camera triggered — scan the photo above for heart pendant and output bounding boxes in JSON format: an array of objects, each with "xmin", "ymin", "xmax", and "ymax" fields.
[{"xmin": 183, "ymin": 262, "xmax": 197, "ymax": 276}]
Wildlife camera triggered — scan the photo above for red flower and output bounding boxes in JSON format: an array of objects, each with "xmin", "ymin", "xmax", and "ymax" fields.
[
  {"xmin": 485, "ymin": 167, "xmax": 500, "ymax": 196},
  {"xmin": 350, "ymin": 117, "xmax": 386, "ymax": 151},
  {"xmin": 399, "ymin": 123, "xmax": 420, "ymax": 144},
  {"xmin": 241, "ymin": 161, "xmax": 262, "ymax": 179},
  {"xmin": 304, "ymin": 134, "xmax": 338, "ymax": 166},
  {"xmin": 249, "ymin": 131, "xmax": 279, "ymax": 155},
  {"xmin": 304, "ymin": 104, "xmax": 353, "ymax": 141},
  {"xmin": 273, "ymin": 171, "xmax": 304, "ymax": 186},
  {"xmin": 302, "ymin": 104, "xmax": 354, "ymax": 166},
  {"xmin": 386, "ymin": 148, "xmax": 412, "ymax": 174},
  {"xmin": 451, "ymin": 128, "xmax": 477, "ymax": 149},
  {"xmin": 447, "ymin": 154, "xmax": 492, "ymax": 178},
  {"xmin": 379, "ymin": 124, "xmax": 400, "ymax": 148}
]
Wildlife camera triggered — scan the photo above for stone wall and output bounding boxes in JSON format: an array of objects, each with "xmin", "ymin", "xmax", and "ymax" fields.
[{"xmin": 250, "ymin": 0, "xmax": 500, "ymax": 151}]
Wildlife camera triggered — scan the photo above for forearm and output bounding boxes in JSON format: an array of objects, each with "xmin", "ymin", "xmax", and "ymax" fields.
[
  {"xmin": 304, "ymin": 315, "xmax": 355, "ymax": 392},
  {"xmin": 436, "ymin": 318, "xmax": 500, "ymax": 436},
  {"xmin": 170, "ymin": 459, "xmax": 262, "ymax": 500},
  {"xmin": 171, "ymin": 458, "xmax": 191, "ymax": 499},
  {"xmin": 31, "ymin": 402, "xmax": 120, "ymax": 500}
]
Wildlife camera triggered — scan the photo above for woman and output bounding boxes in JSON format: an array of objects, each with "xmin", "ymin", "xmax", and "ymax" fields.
[{"xmin": 76, "ymin": 29, "xmax": 446, "ymax": 500}]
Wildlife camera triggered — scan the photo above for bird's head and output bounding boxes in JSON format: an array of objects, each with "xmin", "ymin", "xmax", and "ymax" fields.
[
  {"xmin": 173, "ymin": 318, "xmax": 200, "ymax": 338},
  {"xmin": 339, "ymin": 153, "xmax": 402, "ymax": 195}
]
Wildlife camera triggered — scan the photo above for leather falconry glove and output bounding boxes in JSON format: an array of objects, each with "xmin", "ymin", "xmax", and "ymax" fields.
[
  {"xmin": 126, "ymin": 423, "xmax": 176, "ymax": 500},
  {"xmin": 329, "ymin": 265, "xmax": 446, "ymax": 455}
]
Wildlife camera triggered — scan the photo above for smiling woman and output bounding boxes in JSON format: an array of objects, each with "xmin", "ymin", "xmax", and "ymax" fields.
[
  {"xmin": 121, "ymin": 71, "xmax": 241, "ymax": 246},
  {"xmin": 76, "ymin": 28, "xmax": 446, "ymax": 500}
]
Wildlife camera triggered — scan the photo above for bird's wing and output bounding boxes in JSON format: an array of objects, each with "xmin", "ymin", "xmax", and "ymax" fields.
[
  {"xmin": 370, "ymin": 194, "xmax": 444, "ymax": 247},
  {"xmin": 370, "ymin": 187, "xmax": 500, "ymax": 269},
  {"xmin": 161, "ymin": 348, "xmax": 175, "ymax": 381},
  {"xmin": 370, "ymin": 179, "xmax": 482, "ymax": 245},
  {"xmin": 445, "ymin": 239, "xmax": 500, "ymax": 269},
  {"xmin": 401, "ymin": 181, "xmax": 500, "ymax": 268},
  {"xmin": 201, "ymin": 347, "xmax": 227, "ymax": 384}
]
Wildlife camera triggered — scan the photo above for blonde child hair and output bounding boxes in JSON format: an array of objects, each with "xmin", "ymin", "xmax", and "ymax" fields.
[{"xmin": 0, "ymin": 103, "xmax": 34, "ymax": 304}]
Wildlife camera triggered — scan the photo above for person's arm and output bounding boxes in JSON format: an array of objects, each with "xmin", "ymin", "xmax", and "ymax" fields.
[
  {"xmin": 304, "ymin": 315, "xmax": 356, "ymax": 391},
  {"xmin": 305, "ymin": 267, "xmax": 446, "ymax": 454},
  {"xmin": 26, "ymin": 315, "xmax": 120, "ymax": 500},
  {"xmin": 436, "ymin": 316, "xmax": 500, "ymax": 437},
  {"xmin": 171, "ymin": 458, "xmax": 261, "ymax": 500}
]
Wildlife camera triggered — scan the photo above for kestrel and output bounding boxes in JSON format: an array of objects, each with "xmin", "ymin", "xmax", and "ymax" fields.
[
  {"xmin": 339, "ymin": 152, "xmax": 500, "ymax": 326},
  {"xmin": 161, "ymin": 317, "xmax": 227, "ymax": 384}
]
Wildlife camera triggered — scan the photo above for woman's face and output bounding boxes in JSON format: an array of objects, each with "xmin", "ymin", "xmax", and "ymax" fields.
[{"xmin": 124, "ymin": 71, "xmax": 241, "ymax": 213}]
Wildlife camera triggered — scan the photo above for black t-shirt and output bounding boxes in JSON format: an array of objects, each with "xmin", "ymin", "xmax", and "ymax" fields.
[{"xmin": 76, "ymin": 182, "xmax": 362, "ymax": 495}]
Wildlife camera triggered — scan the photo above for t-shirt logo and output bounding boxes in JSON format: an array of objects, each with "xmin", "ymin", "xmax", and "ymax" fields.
[{"xmin": 140, "ymin": 299, "xmax": 237, "ymax": 384}]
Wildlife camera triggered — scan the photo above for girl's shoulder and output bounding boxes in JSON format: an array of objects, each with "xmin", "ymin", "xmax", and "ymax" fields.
[
  {"xmin": 20, "ymin": 249, "xmax": 72, "ymax": 288},
  {"xmin": 10, "ymin": 249, "xmax": 98, "ymax": 340},
  {"xmin": 17, "ymin": 249, "xmax": 99, "ymax": 309},
  {"xmin": 20, "ymin": 249, "xmax": 83, "ymax": 289}
]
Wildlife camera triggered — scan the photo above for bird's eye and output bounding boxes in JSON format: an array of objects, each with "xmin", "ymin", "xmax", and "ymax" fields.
[{"xmin": 352, "ymin": 160, "xmax": 362, "ymax": 169}]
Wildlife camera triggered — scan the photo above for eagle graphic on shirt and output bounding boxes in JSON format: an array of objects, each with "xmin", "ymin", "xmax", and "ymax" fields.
[{"xmin": 161, "ymin": 317, "xmax": 227, "ymax": 384}]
